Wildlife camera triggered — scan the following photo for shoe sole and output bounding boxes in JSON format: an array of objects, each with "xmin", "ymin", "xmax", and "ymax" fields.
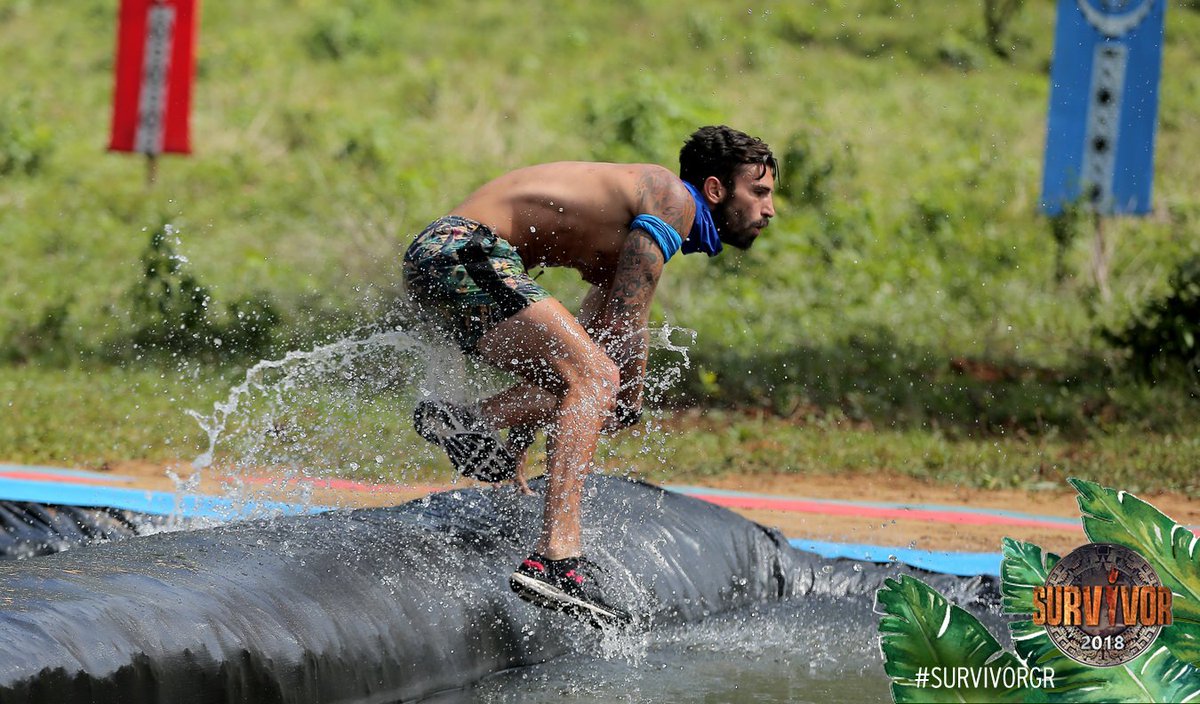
[
  {"xmin": 509, "ymin": 572, "xmax": 630, "ymax": 629},
  {"xmin": 414, "ymin": 402, "xmax": 514, "ymax": 482},
  {"xmin": 413, "ymin": 401, "xmax": 468, "ymax": 444}
]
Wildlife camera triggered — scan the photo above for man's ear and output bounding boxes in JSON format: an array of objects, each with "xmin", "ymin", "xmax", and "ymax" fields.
[{"xmin": 702, "ymin": 175, "xmax": 724, "ymax": 206}]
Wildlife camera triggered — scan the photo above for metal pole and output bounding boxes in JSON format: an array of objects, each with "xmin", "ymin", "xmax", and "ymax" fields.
[{"xmin": 1092, "ymin": 210, "xmax": 1111, "ymax": 302}]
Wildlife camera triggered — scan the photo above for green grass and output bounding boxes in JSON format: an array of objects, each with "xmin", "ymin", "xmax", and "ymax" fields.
[
  {"xmin": 613, "ymin": 410, "xmax": 1200, "ymax": 497},
  {"xmin": 1, "ymin": 1, "xmax": 1199, "ymax": 491},
  {"xmin": 0, "ymin": 361, "xmax": 460, "ymax": 482},
  {"xmin": 0, "ymin": 364, "xmax": 222, "ymax": 467},
  {"xmin": 2, "ymin": 363, "xmax": 1197, "ymax": 498},
  {"xmin": 2, "ymin": 0, "xmax": 1198, "ymax": 353}
]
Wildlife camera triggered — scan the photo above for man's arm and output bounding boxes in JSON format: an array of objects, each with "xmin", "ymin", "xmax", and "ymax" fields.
[
  {"xmin": 577, "ymin": 284, "xmax": 607, "ymax": 333},
  {"xmin": 593, "ymin": 166, "xmax": 694, "ymax": 429},
  {"xmin": 592, "ymin": 229, "xmax": 665, "ymax": 430}
]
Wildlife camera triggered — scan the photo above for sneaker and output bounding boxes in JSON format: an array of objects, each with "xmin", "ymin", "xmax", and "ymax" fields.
[
  {"xmin": 509, "ymin": 553, "xmax": 633, "ymax": 629},
  {"xmin": 413, "ymin": 400, "xmax": 515, "ymax": 482}
]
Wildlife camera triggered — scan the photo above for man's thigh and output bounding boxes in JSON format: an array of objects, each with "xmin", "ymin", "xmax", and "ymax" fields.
[{"xmin": 475, "ymin": 298, "xmax": 610, "ymax": 394}]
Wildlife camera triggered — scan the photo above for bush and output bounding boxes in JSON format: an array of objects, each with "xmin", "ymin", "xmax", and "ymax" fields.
[
  {"xmin": 0, "ymin": 96, "xmax": 53, "ymax": 177},
  {"xmin": 1048, "ymin": 201, "xmax": 1087, "ymax": 283},
  {"xmin": 583, "ymin": 76, "xmax": 713, "ymax": 164},
  {"xmin": 303, "ymin": 5, "xmax": 380, "ymax": 61},
  {"xmin": 774, "ymin": 129, "xmax": 854, "ymax": 207},
  {"xmin": 127, "ymin": 224, "xmax": 280, "ymax": 360},
  {"xmin": 982, "ymin": 0, "xmax": 1026, "ymax": 58},
  {"xmin": 1103, "ymin": 256, "xmax": 1200, "ymax": 379},
  {"xmin": 0, "ymin": 299, "xmax": 74, "ymax": 364},
  {"xmin": 938, "ymin": 29, "xmax": 988, "ymax": 71}
]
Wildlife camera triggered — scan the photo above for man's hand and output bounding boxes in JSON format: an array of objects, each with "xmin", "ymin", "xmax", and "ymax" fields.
[
  {"xmin": 511, "ymin": 452, "xmax": 533, "ymax": 495},
  {"xmin": 603, "ymin": 400, "xmax": 642, "ymax": 434}
]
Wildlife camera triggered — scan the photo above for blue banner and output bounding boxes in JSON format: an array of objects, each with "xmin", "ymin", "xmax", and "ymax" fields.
[{"xmin": 1041, "ymin": 0, "xmax": 1166, "ymax": 215}]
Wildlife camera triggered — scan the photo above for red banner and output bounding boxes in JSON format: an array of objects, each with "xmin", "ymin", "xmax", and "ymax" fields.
[{"xmin": 108, "ymin": 0, "xmax": 199, "ymax": 155}]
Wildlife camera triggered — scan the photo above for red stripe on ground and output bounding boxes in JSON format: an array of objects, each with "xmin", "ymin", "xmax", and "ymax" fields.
[
  {"xmin": 236, "ymin": 475, "xmax": 445, "ymax": 495},
  {"xmin": 301, "ymin": 477, "xmax": 446, "ymax": 494},
  {"xmin": 0, "ymin": 471, "xmax": 122, "ymax": 486},
  {"xmin": 693, "ymin": 493, "xmax": 1084, "ymax": 532},
  {"xmin": 3, "ymin": 467, "xmax": 1192, "ymax": 538}
]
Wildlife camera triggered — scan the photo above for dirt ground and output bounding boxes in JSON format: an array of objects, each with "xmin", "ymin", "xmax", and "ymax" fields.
[
  {"xmin": 93, "ymin": 460, "xmax": 1200, "ymax": 557},
  {"xmin": 695, "ymin": 472, "xmax": 1200, "ymax": 556}
]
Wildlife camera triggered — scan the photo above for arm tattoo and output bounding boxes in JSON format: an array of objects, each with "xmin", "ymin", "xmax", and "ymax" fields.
[
  {"xmin": 596, "ymin": 230, "xmax": 662, "ymax": 413},
  {"xmin": 634, "ymin": 167, "xmax": 694, "ymax": 236},
  {"xmin": 609, "ymin": 230, "xmax": 663, "ymax": 328},
  {"xmin": 592, "ymin": 166, "xmax": 681, "ymax": 413}
]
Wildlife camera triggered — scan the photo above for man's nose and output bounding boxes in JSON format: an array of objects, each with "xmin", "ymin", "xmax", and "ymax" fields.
[{"xmin": 763, "ymin": 197, "xmax": 776, "ymax": 219}]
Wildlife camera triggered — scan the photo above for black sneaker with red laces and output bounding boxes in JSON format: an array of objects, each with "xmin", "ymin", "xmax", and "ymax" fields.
[{"xmin": 509, "ymin": 553, "xmax": 633, "ymax": 629}]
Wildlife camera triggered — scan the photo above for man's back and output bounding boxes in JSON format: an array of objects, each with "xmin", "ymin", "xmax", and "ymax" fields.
[{"xmin": 449, "ymin": 161, "xmax": 694, "ymax": 286}]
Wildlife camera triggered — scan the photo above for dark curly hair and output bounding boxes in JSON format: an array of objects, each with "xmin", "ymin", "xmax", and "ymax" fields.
[{"xmin": 679, "ymin": 125, "xmax": 777, "ymax": 191}]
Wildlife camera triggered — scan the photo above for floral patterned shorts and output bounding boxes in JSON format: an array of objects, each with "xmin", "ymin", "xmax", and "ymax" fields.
[{"xmin": 402, "ymin": 216, "xmax": 551, "ymax": 352}]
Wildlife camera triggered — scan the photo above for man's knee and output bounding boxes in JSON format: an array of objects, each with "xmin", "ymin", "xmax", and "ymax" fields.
[{"xmin": 562, "ymin": 356, "xmax": 619, "ymax": 413}]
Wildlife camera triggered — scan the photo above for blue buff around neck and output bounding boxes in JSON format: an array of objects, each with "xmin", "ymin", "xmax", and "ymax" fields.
[
  {"xmin": 680, "ymin": 181, "xmax": 722, "ymax": 257},
  {"xmin": 627, "ymin": 180, "xmax": 724, "ymax": 263}
]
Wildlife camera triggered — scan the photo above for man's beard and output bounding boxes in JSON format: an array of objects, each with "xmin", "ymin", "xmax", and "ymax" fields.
[{"xmin": 715, "ymin": 201, "xmax": 760, "ymax": 250}]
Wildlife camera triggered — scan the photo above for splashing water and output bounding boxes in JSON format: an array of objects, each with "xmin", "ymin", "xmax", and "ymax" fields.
[
  {"xmin": 179, "ymin": 324, "xmax": 456, "ymax": 513},
  {"xmin": 168, "ymin": 321, "xmax": 908, "ymax": 702},
  {"xmin": 187, "ymin": 328, "xmax": 432, "ymax": 470},
  {"xmin": 460, "ymin": 600, "xmax": 892, "ymax": 703},
  {"xmin": 644, "ymin": 324, "xmax": 695, "ymax": 399},
  {"xmin": 181, "ymin": 322, "xmax": 696, "ymax": 510}
]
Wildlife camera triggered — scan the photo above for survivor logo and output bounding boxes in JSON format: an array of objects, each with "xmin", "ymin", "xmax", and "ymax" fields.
[{"xmin": 1032, "ymin": 542, "xmax": 1173, "ymax": 667}]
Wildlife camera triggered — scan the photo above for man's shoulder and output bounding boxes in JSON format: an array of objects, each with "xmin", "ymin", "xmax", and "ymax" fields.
[
  {"xmin": 528, "ymin": 161, "xmax": 691, "ymax": 214},
  {"xmin": 630, "ymin": 165, "xmax": 694, "ymax": 234}
]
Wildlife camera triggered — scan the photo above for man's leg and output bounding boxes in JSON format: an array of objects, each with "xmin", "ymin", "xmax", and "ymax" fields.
[
  {"xmin": 475, "ymin": 282, "xmax": 611, "ymax": 433},
  {"xmin": 475, "ymin": 298, "xmax": 618, "ymax": 559},
  {"xmin": 471, "ymin": 283, "xmax": 611, "ymax": 487},
  {"xmin": 477, "ymin": 383, "xmax": 557, "ymax": 430},
  {"xmin": 478, "ymin": 386, "xmax": 553, "ymax": 495}
]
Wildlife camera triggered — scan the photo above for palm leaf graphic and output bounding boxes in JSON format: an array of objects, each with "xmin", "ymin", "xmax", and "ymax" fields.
[
  {"xmin": 1010, "ymin": 622, "xmax": 1200, "ymax": 702},
  {"xmin": 1071, "ymin": 478, "xmax": 1200, "ymax": 667},
  {"xmin": 877, "ymin": 574, "xmax": 1039, "ymax": 702},
  {"xmin": 1000, "ymin": 537, "xmax": 1060, "ymax": 615}
]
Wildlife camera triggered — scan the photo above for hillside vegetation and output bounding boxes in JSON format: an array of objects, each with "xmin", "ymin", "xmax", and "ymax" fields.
[{"xmin": 1, "ymin": 0, "xmax": 1198, "ymax": 491}]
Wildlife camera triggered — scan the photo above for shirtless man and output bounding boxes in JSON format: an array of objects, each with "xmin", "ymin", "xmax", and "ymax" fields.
[{"xmin": 403, "ymin": 125, "xmax": 776, "ymax": 627}]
